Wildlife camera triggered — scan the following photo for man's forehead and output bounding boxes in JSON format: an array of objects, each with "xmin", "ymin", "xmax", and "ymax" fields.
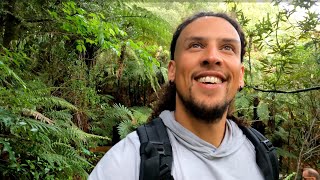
[{"xmin": 178, "ymin": 16, "xmax": 240, "ymax": 42}]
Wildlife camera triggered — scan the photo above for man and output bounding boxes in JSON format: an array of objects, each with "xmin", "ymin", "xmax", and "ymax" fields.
[
  {"xmin": 89, "ymin": 12, "xmax": 264, "ymax": 179},
  {"xmin": 303, "ymin": 168, "xmax": 320, "ymax": 180}
]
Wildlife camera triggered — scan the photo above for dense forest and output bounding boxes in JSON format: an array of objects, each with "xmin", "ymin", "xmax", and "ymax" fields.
[{"xmin": 0, "ymin": 0, "xmax": 319, "ymax": 179}]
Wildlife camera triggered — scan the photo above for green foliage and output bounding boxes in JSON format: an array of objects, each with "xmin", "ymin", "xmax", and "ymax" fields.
[
  {"xmin": 53, "ymin": 1, "xmax": 126, "ymax": 54},
  {"xmin": 283, "ymin": 172, "xmax": 297, "ymax": 180},
  {"xmin": 117, "ymin": 106, "xmax": 152, "ymax": 139},
  {"xmin": 230, "ymin": 1, "xmax": 320, "ymax": 176},
  {"xmin": 0, "ymin": 76, "xmax": 110, "ymax": 178},
  {"xmin": 0, "ymin": 47, "xmax": 28, "ymax": 89},
  {"xmin": 257, "ymin": 101, "xmax": 269, "ymax": 123},
  {"xmin": 0, "ymin": 0, "xmax": 319, "ymax": 178},
  {"xmin": 0, "ymin": 47, "xmax": 109, "ymax": 178},
  {"xmin": 276, "ymin": 147, "xmax": 297, "ymax": 159},
  {"xmin": 106, "ymin": 104, "xmax": 151, "ymax": 139},
  {"xmin": 0, "ymin": 107, "xmax": 93, "ymax": 179}
]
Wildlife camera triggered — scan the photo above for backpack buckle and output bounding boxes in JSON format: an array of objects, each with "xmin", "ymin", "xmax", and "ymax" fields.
[
  {"xmin": 262, "ymin": 139, "xmax": 275, "ymax": 152},
  {"xmin": 150, "ymin": 141, "xmax": 166, "ymax": 156}
]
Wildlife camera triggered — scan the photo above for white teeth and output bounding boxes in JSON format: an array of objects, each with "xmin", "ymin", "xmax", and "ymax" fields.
[{"xmin": 197, "ymin": 76, "xmax": 222, "ymax": 84}]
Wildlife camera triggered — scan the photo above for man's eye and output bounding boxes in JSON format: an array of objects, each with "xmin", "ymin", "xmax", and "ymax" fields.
[
  {"xmin": 190, "ymin": 43, "xmax": 203, "ymax": 49},
  {"xmin": 222, "ymin": 45, "xmax": 234, "ymax": 51}
]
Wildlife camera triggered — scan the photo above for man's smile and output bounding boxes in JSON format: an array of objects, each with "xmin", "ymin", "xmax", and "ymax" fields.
[{"xmin": 196, "ymin": 76, "xmax": 222, "ymax": 84}]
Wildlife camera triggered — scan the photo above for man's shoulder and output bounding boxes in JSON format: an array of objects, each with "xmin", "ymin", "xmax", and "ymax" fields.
[
  {"xmin": 88, "ymin": 131, "xmax": 141, "ymax": 179},
  {"xmin": 97, "ymin": 130, "xmax": 141, "ymax": 162},
  {"xmin": 111, "ymin": 130, "xmax": 140, "ymax": 153}
]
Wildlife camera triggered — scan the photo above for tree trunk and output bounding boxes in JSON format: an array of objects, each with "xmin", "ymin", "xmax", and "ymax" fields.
[
  {"xmin": 0, "ymin": 9, "xmax": 5, "ymax": 44},
  {"xmin": 115, "ymin": 44, "xmax": 126, "ymax": 104},
  {"xmin": 268, "ymin": 95, "xmax": 276, "ymax": 132},
  {"xmin": 252, "ymin": 97, "xmax": 266, "ymax": 134},
  {"xmin": 3, "ymin": 0, "xmax": 19, "ymax": 48}
]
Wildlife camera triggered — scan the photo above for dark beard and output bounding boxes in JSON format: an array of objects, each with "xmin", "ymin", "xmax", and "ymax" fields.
[{"xmin": 176, "ymin": 86, "xmax": 230, "ymax": 123}]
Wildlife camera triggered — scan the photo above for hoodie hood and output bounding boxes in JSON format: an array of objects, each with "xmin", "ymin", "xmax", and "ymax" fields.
[{"xmin": 159, "ymin": 110, "xmax": 246, "ymax": 159}]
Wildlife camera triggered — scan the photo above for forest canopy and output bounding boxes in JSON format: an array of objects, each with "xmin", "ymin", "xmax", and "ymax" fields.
[{"xmin": 0, "ymin": 0, "xmax": 319, "ymax": 179}]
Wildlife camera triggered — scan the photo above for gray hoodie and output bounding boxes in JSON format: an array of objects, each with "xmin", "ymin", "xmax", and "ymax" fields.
[{"xmin": 89, "ymin": 110, "xmax": 264, "ymax": 180}]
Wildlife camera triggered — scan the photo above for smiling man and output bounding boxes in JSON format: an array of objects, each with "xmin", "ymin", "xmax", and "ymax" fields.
[
  {"xmin": 89, "ymin": 12, "xmax": 278, "ymax": 180},
  {"xmin": 168, "ymin": 15, "xmax": 245, "ymax": 147}
]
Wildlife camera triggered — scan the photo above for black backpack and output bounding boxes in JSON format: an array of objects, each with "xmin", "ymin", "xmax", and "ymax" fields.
[{"xmin": 137, "ymin": 118, "xmax": 279, "ymax": 180}]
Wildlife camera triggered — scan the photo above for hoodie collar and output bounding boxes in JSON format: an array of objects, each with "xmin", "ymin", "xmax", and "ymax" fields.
[{"xmin": 159, "ymin": 110, "xmax": 246, "ymax": 159}]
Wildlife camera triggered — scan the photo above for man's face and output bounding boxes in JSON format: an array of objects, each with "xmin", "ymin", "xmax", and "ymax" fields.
[{"xmin": 168, "ymin": 16, "xmax": 244, "ymax": 122}]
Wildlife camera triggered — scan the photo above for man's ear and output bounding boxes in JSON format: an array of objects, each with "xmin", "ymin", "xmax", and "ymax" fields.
[
  {"xmin": 239, "ymin": 65, "xmax": 245, "ymax": 87},
  {"xmin": 168, "ymin": 60, "xmax": 176, "ymax": 82}
]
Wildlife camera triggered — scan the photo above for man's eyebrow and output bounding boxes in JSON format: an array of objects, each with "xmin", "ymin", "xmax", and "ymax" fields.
[
  {"xmin": 220, "ymin": 38, "xmax": 241, "ymax": 44},
  {"xmin": 184, "ymin": 36, "xmax": 205, "ymax": 42},
  {"xmin": 183, "ymin": 37, "xmax": 240, "ymax": 44}
]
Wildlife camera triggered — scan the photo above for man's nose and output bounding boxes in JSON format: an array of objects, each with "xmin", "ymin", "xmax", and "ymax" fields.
[{"xmin": 201, "ymin": 47, "xmax": 222, "ymax": 66}]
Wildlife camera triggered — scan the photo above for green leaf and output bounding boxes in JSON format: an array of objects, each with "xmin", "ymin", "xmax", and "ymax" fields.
[
  {"xmin": 81, "ymin": 147, "xmax": 91, "ymax": 155},
  {"xmin": 76, "ymin": 45, "xmax": 83, "ymax": 52},
  {"xmin": 109, "ymin": 28, "xmax": 115, "ymax": 37},
  {"xmin": 284, "ymin": 172, "xmax": 296, "ymax": 180},
  {"xmin": 0, "ymin": 140, "xmax": 16, "ymax": 161},
  {"xmin": 85, "ymin": 38, "xmax": 96, "ymax": 45},
  {"xmin": 257, "ymin": 102, "xmax": 269, "ymax": 122}
]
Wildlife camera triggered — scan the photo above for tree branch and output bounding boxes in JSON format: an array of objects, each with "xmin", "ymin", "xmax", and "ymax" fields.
[
  {"xmin": 3, "ymin": 10, "xmax": 52, "ymax": 23},
  {"xmin": 25, "ymin": 19, "xmax": 52, "ymax": 23},
  {"xmin": 246, "ymin": 85, "xmax": 320, "ymax": 93}
]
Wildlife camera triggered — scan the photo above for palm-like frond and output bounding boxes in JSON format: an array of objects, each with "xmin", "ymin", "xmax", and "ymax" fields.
[
  {"xmin": 110, "ymin": 103, "xmax": 134, "ymax": 121},
  {"xmin": 116, "ymin": 105, "xmax": 151, "ymax": 139}
]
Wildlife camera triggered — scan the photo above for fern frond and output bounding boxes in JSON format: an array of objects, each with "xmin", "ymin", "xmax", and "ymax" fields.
[
  {"xmin": 22, "ymin": 108, "xmax": 54, "ymax": 124},
  {"xmin": 23, "ymin": 118, "xmax": 60, "ymax": 136},
  {"xmin": 117, "ymin": 119, "xmax": 135, "ymax": 139},
  {"xmin": 68, "ymin": 126, "xmax": 110, "ymax": 141},
  {"xmin": 0, "ymin": 60, "xmax": 26, "ymax": 88},
  {"xmin": 45, "ymin": 110, "xmax": 73, "ymax": 122},
  {"xmin": 111, "ymin": 103, "xmax": 134, "ymax": 121},
  {"xmin": 116, "ymin": 106, "xmax": 151, "ymax": 139},
  {"xmin": 35, "ymin": 96, "xmax": 78, "ymax": 111},
  {"xmin": 37, "ymin": 140, "xmax": 91, "ymax": 176},
  {"xmin": 52, "ymin": 142, "xmax": 91, "ymax": 174},
  {"xmin": 132, "ymin": 110, "xmax": 148, "ymax": 125}
]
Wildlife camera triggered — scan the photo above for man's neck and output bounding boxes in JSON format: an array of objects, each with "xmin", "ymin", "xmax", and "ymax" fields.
[{"xmin": 174, "ymin": 108, "xmax": 227, "ymax": 148}]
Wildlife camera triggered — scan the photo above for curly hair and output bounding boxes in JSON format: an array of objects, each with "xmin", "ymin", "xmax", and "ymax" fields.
[{"xmin": 170, "ymin": 12, "xmax": 246, "ymax": 62}]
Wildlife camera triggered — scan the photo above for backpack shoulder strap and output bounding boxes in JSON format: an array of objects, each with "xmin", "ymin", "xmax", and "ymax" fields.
[
  {"xmin": 137, "ymin": 117, "xmax": 174, "ymax": 180},
  {"xmin": 239, "ymin": 126, "xmax": 279, "ymax": 180}
]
